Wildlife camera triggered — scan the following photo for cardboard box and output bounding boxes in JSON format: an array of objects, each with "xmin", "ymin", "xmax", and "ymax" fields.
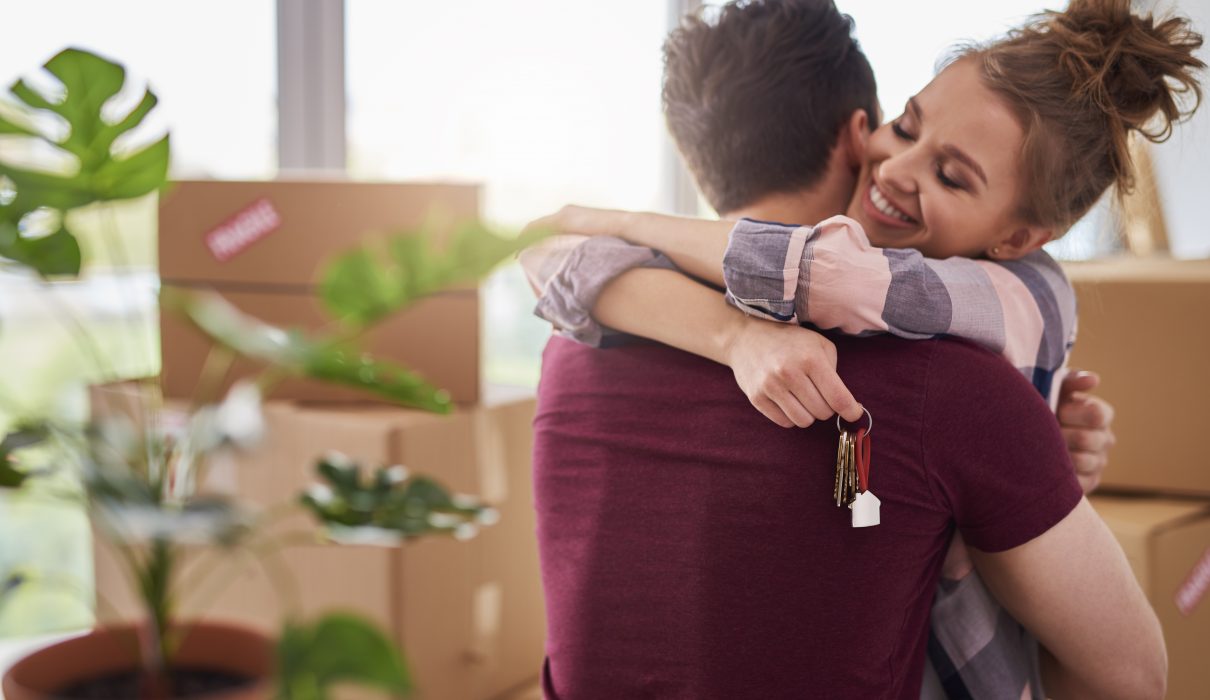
[
  {"xmin": 1064, "ymin": 258, "xmax": 1210, "ymax": 495},
  {"xmin": 158, "ymin": 179, "xmax": 482, "ymax": 404},
  {"xmin": 1091, "ymin": 495, "xmax": 1210, "ymax": 700},
  {"xmin": 94, "ymin": 391, "xmax": 545, "ymax": 700}
]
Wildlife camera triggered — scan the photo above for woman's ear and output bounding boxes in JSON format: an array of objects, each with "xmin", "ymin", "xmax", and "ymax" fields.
[
  {"xmin": 988, "ymin": 226, "xmax": 1053, "ymax": 260},
  {"xmin": 842, "ymin": 108, "xmax": 871, "ymax": 170}
]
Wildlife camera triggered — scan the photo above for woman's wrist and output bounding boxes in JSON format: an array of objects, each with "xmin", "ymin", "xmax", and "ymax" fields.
[{"xmin": 717, "ymin": 312, "xmax": 757, "ymax": 367}]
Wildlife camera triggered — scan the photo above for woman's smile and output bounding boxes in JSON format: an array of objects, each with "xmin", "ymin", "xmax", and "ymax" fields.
[{"xmin": 862, "ymin": 181, "xmax": 917, "ymax": 228}]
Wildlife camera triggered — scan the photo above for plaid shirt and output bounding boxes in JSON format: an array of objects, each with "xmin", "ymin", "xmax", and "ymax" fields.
[{"xmin": 518, "ymin": 216, "xmax": 1078, "ymax": 700}]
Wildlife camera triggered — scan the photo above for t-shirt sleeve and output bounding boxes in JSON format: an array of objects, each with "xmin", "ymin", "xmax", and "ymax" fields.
[{"xmin": 920, "ymin": 340, "xmax": 1082, "ymax": 552}]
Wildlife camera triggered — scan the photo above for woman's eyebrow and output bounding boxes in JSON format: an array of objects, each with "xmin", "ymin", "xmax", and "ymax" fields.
[
  {"xmin": 942, "ymin": 145, "xmax": 988, "ymax": 186},
  {"xmin": 909, "ymin": 97, "xmax": 989, "ymax": 186}
]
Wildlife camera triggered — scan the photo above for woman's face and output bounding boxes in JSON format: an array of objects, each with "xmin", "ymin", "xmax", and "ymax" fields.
[{"xmin": 845, "ymin": 59, "xmax": 1030, "ymax": 259}]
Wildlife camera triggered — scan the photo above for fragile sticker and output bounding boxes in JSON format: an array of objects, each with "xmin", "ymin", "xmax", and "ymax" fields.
[
  {"xmin": 203, "ymin": 198, "xmax": 281, "ymax": 262},
  {"xmin": 1175, "ymin": 546, "xmax": 1210, "ymax": 616}
]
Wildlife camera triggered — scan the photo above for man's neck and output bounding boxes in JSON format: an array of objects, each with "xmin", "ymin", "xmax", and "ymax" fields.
[{"xmin": 722, "ymin": 180, "xmax": 852, "ymax": 226}]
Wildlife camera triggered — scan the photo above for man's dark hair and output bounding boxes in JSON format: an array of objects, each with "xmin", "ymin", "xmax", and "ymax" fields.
[{"xmin": 663, "ymin": 0, "xmax": 878, "ymax": 214}]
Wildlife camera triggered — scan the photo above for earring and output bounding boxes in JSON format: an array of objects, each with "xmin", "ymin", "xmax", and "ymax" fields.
[{"xmin": 991, "ymin": 247, "xmax": 1001, "ymax": 256}]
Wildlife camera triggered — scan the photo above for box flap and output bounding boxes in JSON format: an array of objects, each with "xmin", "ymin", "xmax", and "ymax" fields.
[
  {"xmin": 1063, "ymin": 256, "xmax": 1210, "ymax": 283},
  {"xmin": 1090, "ymin": 494, "xmax": 1210, "ymax": 536}
]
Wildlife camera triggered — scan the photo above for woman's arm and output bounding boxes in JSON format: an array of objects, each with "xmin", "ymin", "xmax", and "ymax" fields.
[
  {"xmin": 527, "ymin": 205, "xmax": 732, "ymax": 285},
  {"xmin": 518, "ymin": 229, "xmax": 862, "ymax": 426},
  {"xmin": 592, "ymin": 267, "xmax": 862, "ymax": 427},
  {"xmin": 534, "ymin": 206, "xmax": 1077, "ymax": 404}
]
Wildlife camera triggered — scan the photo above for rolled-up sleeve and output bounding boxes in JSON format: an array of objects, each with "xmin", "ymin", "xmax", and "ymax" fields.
[
  {"xmin": 721, "ymin": 215, "xmax": 1078, "ymax": 401},
  {"xmin": 721, "ymin": 218, "xmax": 813, "ymax": 324},
  {"xmin": 520, "ymin": 235, "xmax": 675, "ymax": 348}
]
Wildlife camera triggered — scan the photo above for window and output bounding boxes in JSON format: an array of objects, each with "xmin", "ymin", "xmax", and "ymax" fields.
[
  {"xmin": 347, "ymin": 0, "xmax": 675, "ymax": 385},
  {"xmin": 0, "ymin": 0, "xmax": 276, "ymax": 638}
]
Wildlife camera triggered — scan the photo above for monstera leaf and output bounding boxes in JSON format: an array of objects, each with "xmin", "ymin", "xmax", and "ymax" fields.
[
  {"xmin": 0, "ymin": 47, "xmax": 169, "ymax": 277},
  {"xmin": 276, "ymin": 613, "xmax": 412, "ymax": 700},
  {"xmin": 320, "ymin": 220, "xmax": 550, "ymax": 326},
  {"xmin": 162, "ymin": 288, "xmax": 452, "ymax": 413},
  {"xmin": 300, "ymin": 453, "xmax": 496, "ymax": 543}
]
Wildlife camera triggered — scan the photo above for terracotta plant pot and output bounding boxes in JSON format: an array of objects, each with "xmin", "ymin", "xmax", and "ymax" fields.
[{"xmin": 2, "ymin": 620, "xmax": 274, "ymax": 700}]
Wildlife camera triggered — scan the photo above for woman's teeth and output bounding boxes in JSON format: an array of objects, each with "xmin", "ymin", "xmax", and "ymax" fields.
[{"xmin": 870, "ymin": 185, "xmax": 913, "ymax": 223}]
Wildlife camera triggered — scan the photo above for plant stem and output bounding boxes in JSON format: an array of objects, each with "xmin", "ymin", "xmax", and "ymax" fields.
[
  {"xmin": 135, "ymin": 537, "xmax": 175, "ymax": 682},
  {"xmin": 190, "ymin": 343, "xmax": 235, "ymax": 411}
]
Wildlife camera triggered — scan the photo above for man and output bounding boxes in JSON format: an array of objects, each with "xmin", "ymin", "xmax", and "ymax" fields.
[{"xmin": 528, "ymin": 1, "xmax": 1135, "ymax": 698}]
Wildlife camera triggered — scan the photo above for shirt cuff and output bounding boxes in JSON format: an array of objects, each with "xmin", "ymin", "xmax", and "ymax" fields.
[
  {"xmin": 533, "ymin": 236, "xmax": 676, "ymax": 347},
  {"xmin": 722, "ymin": 218, "xmax": 813, "ymax": 324}
]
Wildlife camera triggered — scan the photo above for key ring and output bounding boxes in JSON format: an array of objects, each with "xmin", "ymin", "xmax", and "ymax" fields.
[{"xmin": 837, "ymin": 406, "xmax": 873, "ymax": 437}]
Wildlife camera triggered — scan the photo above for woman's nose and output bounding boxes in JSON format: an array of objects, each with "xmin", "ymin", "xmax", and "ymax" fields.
[{"xmin": 878, "ymin": 148, "xmax": 919, "ymax": 196}]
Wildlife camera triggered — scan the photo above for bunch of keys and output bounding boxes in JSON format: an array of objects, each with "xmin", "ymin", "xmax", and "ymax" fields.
[{"xmin": 834, "ymin": 407, "xmax": 880, "ymax": 528}]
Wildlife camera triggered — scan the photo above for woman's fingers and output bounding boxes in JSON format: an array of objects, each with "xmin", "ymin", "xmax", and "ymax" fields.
[
  {"xmin": 1062, "ymin": 426, "xmax": 1116, "ymax": 454},
  {"xmin": 1058, "ymin": 393, "xmax": 1114, "ymax": 430},
  {"xmin": 766, "ymin": 385, "xmax": 817, "ymax": 428},
  {"xmin": 1071, "ymin": 451, "xmax": 1106, "ymax": 494},
  {"xmin": 782, "ymin": 371, "xmax": 833, "ymax": 422},
  {"xmin": 812, "ymin": 368, "xmax": 862, "ymax": 422},
  {"xmin": 779, "ymin": 353, "xmax": 861, "ymax": 423},
  {"xmin": 751, "ymin": 395, "xmax": 796, "ymax": 429}
]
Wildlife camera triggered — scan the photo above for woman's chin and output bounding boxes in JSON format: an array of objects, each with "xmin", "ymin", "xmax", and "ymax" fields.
[{"xmin": 849, "ymin": 211, "xmax": 921, "ymax": 249}]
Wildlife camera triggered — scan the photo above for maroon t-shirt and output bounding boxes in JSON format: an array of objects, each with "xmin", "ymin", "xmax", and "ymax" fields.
[{"xmin": 533, "ymin": 333, "xmax": 1081, "ymax": 700}]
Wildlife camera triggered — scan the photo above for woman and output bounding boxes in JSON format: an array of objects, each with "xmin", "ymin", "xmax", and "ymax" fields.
[{"xmin": 525, "ymin": 1, "xmax": 1201, "ymax": 697}]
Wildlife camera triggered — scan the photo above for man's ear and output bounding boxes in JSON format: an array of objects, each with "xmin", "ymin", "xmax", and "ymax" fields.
[
  {"xmin": 841, "ymin": 108, "xmax": 871, "ymax": 170},
  {"xmin": 988, "ymin": 226, "xmax": 1052, "ymax": 260}
]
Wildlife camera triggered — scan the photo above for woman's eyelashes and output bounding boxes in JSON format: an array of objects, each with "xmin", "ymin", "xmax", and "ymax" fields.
[
  {"xmin": 891, "ymin": 119, "xmax": 967, "ymax": 191},
  {"xmin": 936, "ymin": 167, "xmax": 964, "ymax": 190}
]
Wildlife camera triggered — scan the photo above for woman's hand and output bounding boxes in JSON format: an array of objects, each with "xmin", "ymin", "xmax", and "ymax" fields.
[
  {"xmin": 1057, "ymin": 370, "xmax": 1116, "ymax": 493},
  {"xmin": 723, "ymin": 319, "xmax": 863, "ymax": 428}
]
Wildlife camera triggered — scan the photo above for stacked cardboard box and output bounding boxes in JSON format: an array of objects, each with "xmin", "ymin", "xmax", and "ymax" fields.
[
  {"xmin": 94, "ymin": 180, "xmax": 545, "ymax": 699},
  {"xmin": 1088, "ymin": 496, "xmax": 1210, "ymax": 700},
  {"xmin": 1065, "ymin": 257, "xmax": 1210, "ymax": 699},
  {"xmin": 1064, "ymin": 258, "xmax": 1210, "ymax": 495},
  {"xmin": 158, "ymin": 179, "xmax": 483, "ymax": 404}
]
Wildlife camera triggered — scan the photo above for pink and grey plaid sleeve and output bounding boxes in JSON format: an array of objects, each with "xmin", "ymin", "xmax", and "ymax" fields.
[
  {"xmin": 723, "ymin": 215, "xmax": 1077, "ymax": 405},
  {"xmin": 518, "ymin": 234, "xmax": 676, "ymax": 347}
]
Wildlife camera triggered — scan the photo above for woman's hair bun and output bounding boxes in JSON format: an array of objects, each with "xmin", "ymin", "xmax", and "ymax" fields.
[
  {"xmin": 963, "ymin": 0, "xmax": 1203, "ymax": 230},
  {"xmin": 1055, "ymin": 0, "xmax": 1204, "ymax": 143}
]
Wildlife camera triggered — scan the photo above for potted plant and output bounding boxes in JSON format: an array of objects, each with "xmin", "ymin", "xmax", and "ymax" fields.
[{"xmin": 0, "ymin": 47, "xmax": 545, "ymax": 698}]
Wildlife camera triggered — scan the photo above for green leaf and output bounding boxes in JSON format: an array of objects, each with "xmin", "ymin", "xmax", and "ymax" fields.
[
  {"xmin": 300, "ymin": 456, "xmax": 493, "ymax": 541},
  {"xmin": 300, "ymin": 346, "xmax": 451, "ymax": 413},
  {"xmin": 0, "ymin": 460, "xmax": 28, "ymax": 488},
  {"xmin": 164, "ymin": 288, "xmax": 453, "ymax": 412},
  {"xmin": 92, "ymin": 134, "xmax": 170, "ymax": 200},
  {"xmin": 276, "ymin": 613, "xmax": 411, "ymax": 699},
  {"xmin": 0, "ymin": 221, "xmax": 82, "ymax": 277},
  {"xmin": 320, "ymin": 221, "xmax": 550, "ymax": 326},
  {"xmin": 161, "ymin": 288, "xmax": 303, "ymax": 366},
  {"xmin": 39, "ymin": 48, "xmax": 126, "ymax": 165},
  {"xmin": 0, "ymin": 165, "xmax": 94, "ymax": 213},
  {"xmin": 0, "ymin": 47, "xmax": 170, "ymax": 279},
  {"xmin": 317, "ymin": 248, "xmax": 405, "ymax": 327}
]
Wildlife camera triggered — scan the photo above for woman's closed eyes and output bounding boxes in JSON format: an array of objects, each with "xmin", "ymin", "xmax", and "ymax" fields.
[{"xmin": 890, "ymin": 117, "xmax": 969, "ymax": 191}]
